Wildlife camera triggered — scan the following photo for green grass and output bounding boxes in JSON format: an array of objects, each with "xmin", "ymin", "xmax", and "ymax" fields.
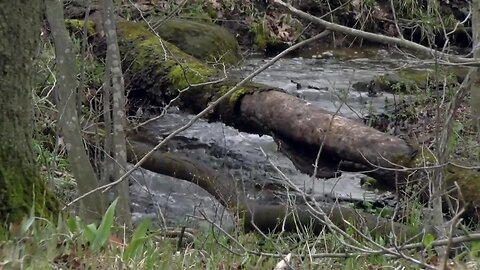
[{"xmin": 3, "ymin": 201, "xmax": 477, "ymax": 269}]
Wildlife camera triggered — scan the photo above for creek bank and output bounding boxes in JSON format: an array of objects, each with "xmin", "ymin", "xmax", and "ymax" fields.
[
  {"xmin": 63, "ymin": 0, "xmax": 473, "ymax": 57},
  {"xmin": 353, "ymin": 67, "xmax": 469, "ymax": 97},
  {"xmin": 119, "ymin": 0, "xmax": 472, "ymax": 53}
]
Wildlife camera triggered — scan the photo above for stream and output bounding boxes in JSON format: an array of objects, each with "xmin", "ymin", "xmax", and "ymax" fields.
[{"xmin": 129, "ymin": 48, "xmax": 410, "ymax": 231}]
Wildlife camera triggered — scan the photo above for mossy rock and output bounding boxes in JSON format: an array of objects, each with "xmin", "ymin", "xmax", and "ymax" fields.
[
  {"xmin": 365, "ymin": 68, "xmax": 462, "ymax": 95},
  {"xmin": 372, "ymin": 69, "xmax": 433, "ymax": 94},
  {"xmin": 396, "ymin": 146, "xmax": 480, "ymax": 220},
  {"xmin": 109, "ymin": 20, "xmax": 266, "ymax": 127},
  {"xmin": 154, "ymin": 18, "xmax": 243, "ymax": 67},
  {"xmin": 65, "ymin": 19, "xmax": 96, "ymax": 37}
]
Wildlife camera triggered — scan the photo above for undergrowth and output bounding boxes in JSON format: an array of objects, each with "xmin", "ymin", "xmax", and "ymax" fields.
[{"xmin": 0, "ymin": 201, "xmax": 444, "ymax": 269}]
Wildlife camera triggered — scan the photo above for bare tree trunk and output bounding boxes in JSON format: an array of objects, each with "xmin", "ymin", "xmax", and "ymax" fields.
[
  {"xmin": 0, "ymin": 0, "xmax": 58, "ymax": 225},
  {"xmin": 471, "ymin": 0, "xmax": 480, "ymax": 131},
  {"xmin": 100, "ymin": 0, "xmax": 131, "ymax": 226},
  {"xmin": 46, "ymin": 0, "xmax": 106, "ymax": 221}
]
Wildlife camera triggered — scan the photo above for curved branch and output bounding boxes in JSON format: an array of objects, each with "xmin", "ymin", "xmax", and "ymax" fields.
[{"xmin": 273, "ymin": 0, "xmax": 478, "ymax": 65}]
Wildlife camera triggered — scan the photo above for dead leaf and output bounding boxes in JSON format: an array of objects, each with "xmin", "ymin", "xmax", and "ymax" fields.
[{"xmin": 273, "ymin": 253, "xmax": 292, "ymax": 270}]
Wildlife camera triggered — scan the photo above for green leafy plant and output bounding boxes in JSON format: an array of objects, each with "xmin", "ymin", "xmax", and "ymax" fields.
[
  {"xmin": 89, "ymin": 198, "xmax": 118, "ymax": 252},
  {"xmin": 448, "ymin": 120, "xmax": 464, "ymax": 153},
  {"xmin": 123, "ymin": 218, "xmax": 151, "ymax": 262}
]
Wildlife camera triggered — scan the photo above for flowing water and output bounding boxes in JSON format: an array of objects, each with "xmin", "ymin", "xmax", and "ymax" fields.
[{"xmin": 130, "ymin": 48, "xmax": 409, "ymax": 231}]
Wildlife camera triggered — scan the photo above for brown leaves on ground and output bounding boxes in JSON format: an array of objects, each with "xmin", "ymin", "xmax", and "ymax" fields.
[{"xmin": 52, "ymin": 235, "xmax": 126, "ymax": 269}]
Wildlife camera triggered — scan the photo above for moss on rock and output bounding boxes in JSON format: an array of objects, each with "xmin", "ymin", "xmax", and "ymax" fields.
[
  {"xmin": 367, "ymin": 68, "xmax": 462, "ymax": 95},
  {"xmin": 153, "ymin": 18, "xmax": 243, "ymax": 67},
  {"xmin": 65, "ymin": 19, "xmax": 96, "ymax": 36},
  {"xmin": 108, "ymin": 20, "xmax": 266, "ymax": 127},
  {"xmin": 396, "ymin": 145, "xmax": 480, "ymax": 219}
]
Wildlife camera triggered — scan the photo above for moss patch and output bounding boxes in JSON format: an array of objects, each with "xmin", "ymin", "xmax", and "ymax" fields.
[
  {"xmin": 154, "ymin": 18, "xmax": 243, "ymax": 67},
  {"xmin": 110, "ymin": 20, "xmax": 267, "ymax": 125},
  {"xmin": 400, "ymin": 145, "xmax": 480, "ymax": 219},
  {"xmin": 116, "ymin": 21, "xmax": 216, "ymax": 91},
  {"xmin": 167, "ymin": 62, "xmax": 215, "ymax": 90},
  {"xmin": 368, "ymin": 68, "xmax": 462, "ymax": 94},
  {"xmin": 0, "ymin": 153, "xmax": 59, "ymax": 224},
  {"xmin": 65, "ymin": 19, "xmax": 96, "ymax": 37}
]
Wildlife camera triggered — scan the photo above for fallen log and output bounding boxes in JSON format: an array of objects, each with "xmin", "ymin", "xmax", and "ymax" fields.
[
  {"xmin": 108, "ymin": 21, "xmax": 414, "ymax": 176},
  {"xmin": 125, "ymin": 133, "xmax": 418, "ymax": 239},
  {"xmin": 84, "ymin": 19, "xmax": 480, "ymax": 218}
]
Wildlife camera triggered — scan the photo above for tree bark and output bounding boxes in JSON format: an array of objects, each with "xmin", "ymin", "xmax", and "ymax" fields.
[
  {"xmin": 46, "ymin": 0, "xmax": 106, "ymax": 221},
  {"xmin": 100, "ymin": 0, "xmax": 131, "ymax": 227},
  {"xmin": 471, "ymin": 0, "xmax": 480, "ymax": 130},
  {"xmin": 0, "ymin": 0, "xmax": 58, "ymax": 224}
]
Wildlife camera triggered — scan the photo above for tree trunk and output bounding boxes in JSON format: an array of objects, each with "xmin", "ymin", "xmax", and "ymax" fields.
[
  {"xmin": 0, "ymin": 0, "xmax": 58, "ymax": 225},
  {"xmin": 100, "ymin": 0, "xmax": 131, "ymax": 227},
  {"xmin": 46, "ymin": 0, "xmax": 106, "ymax": 221},
  {"xmin": 471, "ymin": 0, "xmax": 480, "ymax": 131}
]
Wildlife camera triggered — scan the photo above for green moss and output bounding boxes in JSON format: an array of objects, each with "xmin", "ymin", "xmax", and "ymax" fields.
[
  {"xmin": 153, "ymin": 18, "xmax": 243, "ymax": 66},
  {"xmin": 228, "ymin": 87, "xmax": 249, "ymax": 105},
  {"xmin": 0, "ymin": 158, "xmax": 58, "ymax": 223},
  {"xmin": 371, "ymin": 68, "xmax": 461, "ymax": 94},
  {"xmin": 117, "ymin": 21, "xmax": 216, "ymax": 90},
  {"xmin": 360, "ymin": 175, "xmax": 377, "ymax": 188},
  {"xmin": 167, "ymin": 63, "xmax": 215, "ymax": 90},
  {"xmin": 397, "ymin": 145, "xmax": 480, "ymax": 218},
  {"xmin": 444, "ymin": 164, "xmax": 480, "ymax": 211},
  {"xmin": 65, "ymin": 19, "xmax": 95, "ymax": 36},
  {"xmin": 410, "ymin": 146, "xmax": 436, "ymax": 167}
]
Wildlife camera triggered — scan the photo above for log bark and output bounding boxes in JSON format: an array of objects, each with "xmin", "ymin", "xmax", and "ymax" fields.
[
  {"xmin": 240, "ymin": 90, "xmax": 415, "ymax": 171},
  {"xmin": 0, "ymin": 0, "xmax": 58, "ymax": 224}
]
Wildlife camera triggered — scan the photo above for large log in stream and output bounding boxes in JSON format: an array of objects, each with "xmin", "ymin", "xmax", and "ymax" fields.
[{"xmin": 77, "ymin": 17, "xmax": 480, "ymax": 225}]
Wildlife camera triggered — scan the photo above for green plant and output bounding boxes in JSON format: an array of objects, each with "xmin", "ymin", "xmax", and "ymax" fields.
[
  {"xmin": 86, "ymin": 198, "xmax": 118, "ymax": 252},
  {"xmin": 251, "ymin": 19, "xmax": 271, "ymax": 50},
  {"xmin": 123, "ymin": 218, "xmax": 151, "ymax": 262},
  {"xmin": 423, "ymin": 233, "xmax": 436, "ymax": 258}
]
